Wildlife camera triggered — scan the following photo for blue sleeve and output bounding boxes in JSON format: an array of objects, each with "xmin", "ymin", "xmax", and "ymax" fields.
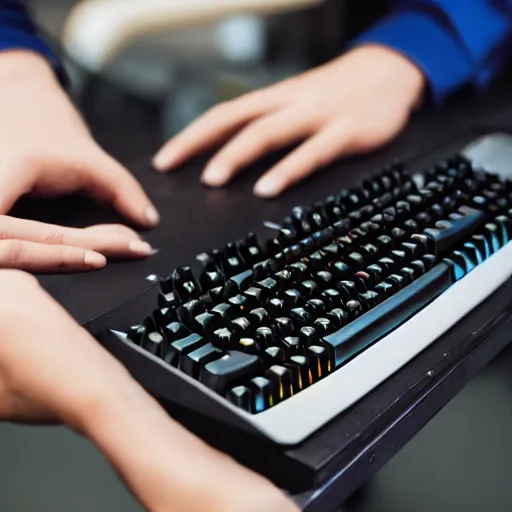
[
  {"xmin": 0, "ymin": 0, "xmax": 66, "ymax": 83},
  {"xmin": 352, "ymin": 0, "xmax": 512, "ymax": 103}
]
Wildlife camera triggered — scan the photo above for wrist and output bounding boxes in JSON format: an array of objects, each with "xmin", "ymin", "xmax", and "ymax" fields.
[
  {"xmin": 0, "ymin": 50, "xmax": 59, "ymax": 88},
  {"xmin": 349, "ymin": 44, "xmax": 427, "ymax": 110}
]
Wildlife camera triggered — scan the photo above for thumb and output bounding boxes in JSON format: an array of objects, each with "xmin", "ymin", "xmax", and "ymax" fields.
[{"xmin": 83, "ymin": 151, "xmax": 160, "ymax": 229}]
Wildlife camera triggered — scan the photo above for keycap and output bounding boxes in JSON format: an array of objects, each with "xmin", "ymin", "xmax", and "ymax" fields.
[
  {"xmin": 255, "ymin": 327, "xmax": 277, "ymax": 348},
  {"xmin": 166, "ymin": 332, "xmax": 206, "ymax": 367},
  {"xmin": 265, "ymin": 365, "xmax": 295, "ymax": 399},
  {"xmin": 250, "ymin": 377, "xmax": 275, "ymax": 412},
  {"xmin": 140, "ymin": 331, "xmax": 165, "ymax": 357},
  {"xmin": 200, "ymin": 351, "xmax": 262, "ymax": 394},
  {"xmin": 180, "ymin": 342, "xmax": 223, "ymax": 378},
  {"xmin": 307, "ymin": 345, "xmax": 333, "ymax": 378},
  {"xmin": 172, "ymin": 267, "xmax": 201, "ymax": 303},
  {"xmin": 288, "ymin": 355, "xmax": 312, "ymax": 390},
  {"xmin": 226, "ymin": 386, "xmax": 252, "ymax": 412}
]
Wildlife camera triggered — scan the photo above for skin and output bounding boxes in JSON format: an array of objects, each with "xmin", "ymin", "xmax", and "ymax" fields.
[
  {"xmin": 154, "ymin": 44, "xmax": 427, "ymax": 198},
  {"xmin": 0, "ymin": 50, "xmax": 160, "ymax": 229},
  {"xmin": 0, "ymin": 270, "xmax": 299, "ymax": 512}
]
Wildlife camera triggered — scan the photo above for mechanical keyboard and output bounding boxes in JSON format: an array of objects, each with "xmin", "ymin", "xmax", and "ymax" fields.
[{"xmin": 99, "ymin": 136, "xmax": 512, "ymax": 454}]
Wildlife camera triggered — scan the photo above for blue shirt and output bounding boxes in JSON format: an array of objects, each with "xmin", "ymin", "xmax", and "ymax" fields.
[
  {"xmin": 0, "ymin": 0, "xmax": 61, "ymax": 72},
  {"xmin": 1, "ymin": 0, "xmax": 512, "ymax": 103}
]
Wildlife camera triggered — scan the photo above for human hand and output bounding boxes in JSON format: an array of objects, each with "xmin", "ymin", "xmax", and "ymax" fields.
[
  {"xmin": 0, "ymin": 215, "xmax": 154, "ymax": 272},
  {"xmin": 0, "ymin": 50, "xmax": 159, "ymax": 228},
  {"xmin": 154, "ymin": 44, "xmax": 426, "ymax": 197},
  {"xmin": 0, "ymin": 271, "xmax": 299, "ymax": 512}
]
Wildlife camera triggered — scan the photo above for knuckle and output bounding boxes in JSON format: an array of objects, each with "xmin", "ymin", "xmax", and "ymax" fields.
[
  {"xmin": 0, "ymin": 240, "xmax": 24, "ymax": 268},
  {"xmin": 43, "ymin": 232, "xmax": 65, "ymax": 246}
]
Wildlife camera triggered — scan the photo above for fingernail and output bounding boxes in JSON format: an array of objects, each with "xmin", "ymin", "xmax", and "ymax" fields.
[
  {"xmin": 254, "ymin": 177, "xmax": 280, "ymax": 198},
  {"xmin": 145, "ymin": 204, "xmax": 160, "ymax": 227},
  {"xmin": 202, "ymin": 163, "xmax": 229, "ymax": 187},
  {"xmin": 129, "ymin": 240, "xmax": 153, "ymax": 256},
  {"xmin": 153, "ymin": 152, "xmax": 172, "ymax": 172},
  {"xmin": 84, "ymin": 251, "xmax": 107, "ymax": 269}
]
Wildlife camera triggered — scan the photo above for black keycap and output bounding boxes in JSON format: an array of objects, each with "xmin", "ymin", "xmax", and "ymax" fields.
[
  {"xmin": 212, "ymin": 327, "xmax": 233, "ymax": 350},
  {"xmin": 300, "ymin": 280, "xmax": 318, "ymax": 299},
  {"xmin": 288, "ymin": 355, "xmax": 312, "ymax": 390},
  {"xmin": 192, "ymin": 312, "xmax": 221, "ymax": 339},
  {"xmin": 265, "ymin": 346, "xmax": 287, "ymax": 364},
  {"xmin": 161, "ymin": 320, "xmax": 190, "ymax": 343},
  {"xmin": 374, "ymin": 281, "xmax": 396, "ymax": 299},
  {"xmin": 327, "ymin": 308, "xmax": 349, "ymax": 329},
  {"xmin": 307, "ymin": 345, "xmax": 333, "ymax": 379},
  {"xmin": 255, "ymin": 326, "xmax": 277, "ymax": 348},
  {"xmin": 314, "ymin": 317, "xmax": 333, "ymax": 335},
  {"xmin": 221, "ymin": 242, "xmax": 247, "ymax": 277},
  {"xmin": 228, "ymin": 294, "xmax": 250, "ymax": 312},
  {"xmin": 266, "ymin": 365, "xmax": 295, "ymax": 399},
  {"xmin": 267, "ymin": 297, "xmax": 286, "ymax": 315},
  {"xmin": 249, "ymin": 307, "xmax": 270, "ymax": 325},
  {"xmin": 226, "ymin": 386, "xmax": 252, "ymax": 412},
  {"xmin": 167, "ymin": 333, "xmax": 206, "ymax": 367},
  {"xmin": 250, "ymin": 377, "xmax": 275, "ymax": 412},
  {"xmin": 153, "ymin": 307, "xmax": 176, "ymax": 327},
  {"xmin": 289, "ymin": 307, "xmax": 313, "ymax": 326},
  {"xmin": 200, "ymin": 351, "xmax": 262, "ymax": 394},
  {"xmin": 305, "ymin": 298, "xmax": 326, "ymax": 316},
  {"xmin": 180, "ymin": 342, "xmax": 223, "ymax": 378},
  {"xmin": 237, "ymin": 337, "xmax": 261, "ymax": 354},
  {"xmin": 282, "ymin": 288, "xmax": 304, "ymax": 309},
  {"xmin": 273, "ymin": 317, "xmax": 295, "ymax": 337},
  {"xmin": 230, "ymin": 317, "xmax": 253, "ymax": 340},
  {"xmin": 211, "ymin": 302, "xmax": 237, "ymax": 325},
  {"xmin": 337, "ymin": 280, "xmax": 358, "ymax": 301},
  {"xmin": 299, "ymin": 326, "xmax": 319, "ymax": 346},
  {"xmin": 141, "ymin": 331, "xmax": 165, "ymax": 357},
  {"xmin": 320, "ymin": 289, "xmax": 341, "ymax": 308},
  {"xmin": 172, "ymin": 267, "xmax": 201, "ymax": 302},
  {"xmin": 346, "ymin": 300, "xmax": 364, "ymax": 318}
]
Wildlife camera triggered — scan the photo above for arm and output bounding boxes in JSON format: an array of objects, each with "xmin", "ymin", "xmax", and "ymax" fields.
[
  {"xmin": 0, "ymin": 270, "xmax": 298, "ymax": 512},
  {"xmin": 354, "ymin": 0, "xmax": 512, "ymax": 102}
]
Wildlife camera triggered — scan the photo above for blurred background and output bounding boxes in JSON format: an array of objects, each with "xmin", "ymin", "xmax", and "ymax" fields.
[
  {"xmin": 3, "ymin": 1, "xmax": 512, "ymax": 511},
  {"xmin": 24, "ymin": 0, "xmax": 388, "ymax": 162}
]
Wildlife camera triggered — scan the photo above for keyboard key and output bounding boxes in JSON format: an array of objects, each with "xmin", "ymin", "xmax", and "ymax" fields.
[
  {"xmin": 180, "ymin": 342, "xmax": 223, "ymax": 378},
  {"xmin": 200, "ymin": 351, "xmax": 262, "ymax": 394},
  {"xmin": 226, "ymin": 385, "xmax": 252, "ymax": 412},
  {"xmin": 250, "ymin": 377, "xmax": 276, "ymax": 412}
]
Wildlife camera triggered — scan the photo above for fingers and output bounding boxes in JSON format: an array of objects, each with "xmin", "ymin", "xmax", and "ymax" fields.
[
  {"xmin": 153, "ymin": 89, "xmax": 283, "ymax": 172},
  {"xmin": 0, "ymin": 216, "xmax": 153, "ymax": 259},
  {"xmin": 201, "ymin": 109, "xmax": 313, "ymax": 187},
  {"xmin": 254, "ymin": 121, "xmax": 360, "ymax": 198},
  {"xmin": 0, "ymin": 239, "xmax": 106, "ymax": 272},
  {"xmin": 83, "ymin": 152, "xmax": 160, "ymax": 229}
]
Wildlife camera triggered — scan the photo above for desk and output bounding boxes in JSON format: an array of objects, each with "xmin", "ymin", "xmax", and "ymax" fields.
[{"xmin": 2, "ymin": 74, "xmax": 512, "ymax": 510}]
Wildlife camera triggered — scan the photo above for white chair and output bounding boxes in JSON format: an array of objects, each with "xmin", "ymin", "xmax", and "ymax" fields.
[{"xmin": 62, "ymin": 0, "xmax": 324, "ymax": 72}]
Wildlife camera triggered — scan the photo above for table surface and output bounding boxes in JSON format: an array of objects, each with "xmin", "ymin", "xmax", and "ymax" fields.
[{"xmin": 3, "ymin": 73, "xmax": 512, "ymax": 511}]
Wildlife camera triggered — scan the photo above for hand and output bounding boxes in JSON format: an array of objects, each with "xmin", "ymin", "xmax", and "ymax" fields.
[
  {"xmin": 154, "ymin": 45, "xmax": 426, "ymax": 197},
  {"xmin": 0, "ymin": 51, "xmax": 160, "ymax": 228},
  {"xmin": 0, "ymin": 215, "xmax": 154, "ymax": 272},
  {"xmin": 0, "ymin": 271, "xmax": 298, "ymax": 512}
]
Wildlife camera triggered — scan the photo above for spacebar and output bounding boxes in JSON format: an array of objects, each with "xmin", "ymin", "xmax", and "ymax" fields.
[{"xmin": 323, "ymin": 263, "xmax": 453, "ymax": 367}]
